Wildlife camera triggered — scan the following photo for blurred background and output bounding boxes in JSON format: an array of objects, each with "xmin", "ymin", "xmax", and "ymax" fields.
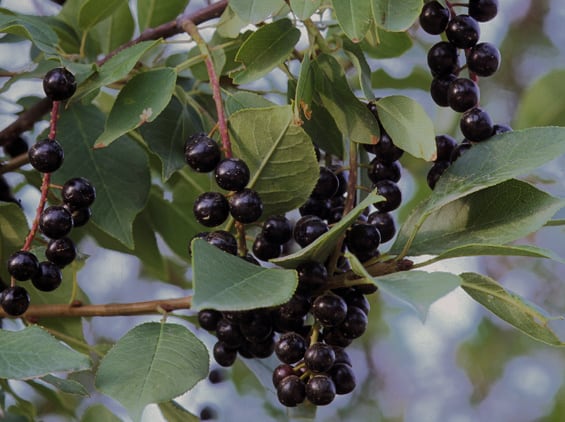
[{"xmin": 1, "ymin": 0, "xmax": 565, "ymax": 421}]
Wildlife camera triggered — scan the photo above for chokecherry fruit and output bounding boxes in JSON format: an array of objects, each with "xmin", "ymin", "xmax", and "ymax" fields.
[
  {"xmin": 427, "ymin": 41, "xmax": 459, "ymax": 77},
  {"xmin": 373, "ymin": 180, "xmax": 402, "ymax": 212},
  {"xmin": 43, "ymin": 68, "xmax": 76, "ymax": 101},
  {"xmin": 261, "ymin": 215, "xmax": 292, "ymax": 245},
  {"xmin": 193, "ymin": 192, "xmax": 229, "ymax": 227},
  {"xmin": 205, "ymin": 230, "xmax": 238, "ymax": 255},
  {"xmin": 305, "ymin": 375, "xmax": 336, "ymax": 406},
  {"xmin": 32, "ymin": 261, "xmax": 62, "ymax": 292},
  {"xmin": 198, "ymin": 309, "xmax": 222, "ymax": 331},
  {"xmin": 7, "ymin": 251, "xmax": 39, "ymax": 281},
  {"xmin": 229, "ymin": 188, "xmax": 263, "ymax": 224},
  {"xmin": 184, "ymin": 133, "xmax": 221, "ymax": 173},
  {"xmin": 370, "ymin": 131, "xmax": 404, "ymax": 164},
  {"xmin": 45, "ymin": 237, "xmax": 77, "ymax": 267},
  {"xmin": 293, "ymin": 215, "xmax": 328, "ymax": 247},
  {"xmin": 446, "ymin": 15, "xmax": 480, "ymax": 49},
  {"xmin": 450, "ymin": 140, "xmax": 473, "ymax": 162},
  {"xmin": 0, "ymin": 286, "xmax": 30, "ymax": 316},
  {"xmin": 460, "ymin": 107, "xmax": 494, "ymax": 142},
  {"xmin": 367, "ymin": 211, "xmax": 395, "ymax": 243},
  {"xmin": 275, "ymin": 332, "xmax": 307, "ymax": 364},
  {"xmin": 434, "ymin": 134, "xmax": 458, "ymax": 162},
  {"xmin": 427, "ymin": 160, "xmax": 451, "ymax": 190},
  {"xmin": 64, "ymin": 205, "xmax": 91, "ymax": 227},
  {"xmin": 312, "ymin": 293, "xmax": 348, "ymax": 327},
  {"xmin": 345, "ymin": 223, "xmax": 381, "ymax": 256},
  {"xmin": 252, "ymin": 234, "xmax": 282, "ymax": 261},
  {"xmin": 304, "ymin": 342, "xmax": 336, "ymax": 373},
  {"xmin": 430, "ymin": 74, "xmax": 457, "ymax": 107},
  {"xmin": 330, "ymin": 363, "xmax": 356, "ymax": 395},
  {"xmin": 213, "ymin": 341, "xmax": 237, "ymax": 367},
  {"xmin": 28, "ymin": 139, "xmax": 64, "ymax": 173},
  {"xmin": 273, "ymin": 364, "xmax": 295, "ymax": 388},
  {"xmin": 214, "ymin": 158, "xmax": 250, "ymax": 192},
  {"xmin": 39, "ymin": 206, "xmax": 73, "ymax": 239},
  {"xmin": 447, "ymin": 78, "xmax": 479, "ymax": 112},
  {"xmin": 296, "ymin": 260, "xmax": 328, "ymax": 291},
  {"xmin": 299, "ymin": 197, "xmax": 331, "ymax": 220},
  {"xmin": 368, "ymin": 159, "xmax": 401, "ymax": 183},
  {"xmin": 277, "ymin": 375, "xmax": 306, "ymax": 407},
  {"xmin": 419, "ymin": 1, "xmax": 450, "ymax": 35},
  {"xmin": 62, "ymin": 177, "xmax": 96, "ymax": 209},
  {"xmin": 311, "ymin": 167, "xmax": 339, "ymax": 200},
  {"xmin": 339, "ymin": 306, "xmax": 369, "ymax": 339},
  {"xmin": 469, "ymin": 0, "xmax": 498, "ymax": 22}
]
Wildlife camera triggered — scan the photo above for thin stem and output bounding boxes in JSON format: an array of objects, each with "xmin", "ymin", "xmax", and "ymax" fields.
[
  {"xmin": 0, "ymin": 296, "xmax": 192, "ymax": 319},
  {"xmin": 42, "ymin": 326, "xmax": 104, "ymax": 357}
]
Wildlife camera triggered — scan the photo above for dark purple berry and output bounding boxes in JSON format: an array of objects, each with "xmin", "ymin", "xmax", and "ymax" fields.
[
  {"xmin": 419, "ymin": 1, "xmax": 449, "ymax": 35},
  {"xmin": 1, "ymin": 286, "xmax": 30, "ymax": 316},
  {"xmin": 460, "ymin": 107, "xmax": 494, "ymax": 142},
  {"xmin": 261, "ymin": 215, "xmax": 292, "ymax": 244},
  {"xmin": 45, "ymin": 237, "xmax": 76, "ymax": 267},
  {"xmin": 467, "ymin": 42, "xmax": 501, "ymax": 77},
  {"xmin": 214, "ymin": 158, "xmax": 250, "ymax": 191},
  {"xmin": 8, "ymin": 251, "xmax": 39, "ymax": 281},
  {"xmin": 252, "ymin": 234, "xmax": 281, "ymax": 261},
  {"xmin": 430, "ymin": 74, "xmax": 457, "ymax": 107},
  {"xmin": 62, "ymin": 177, "xmax": 96, "ymax": 209},
  {"xmin": 198, "ymin": 309, "xmax": 222, "ymax": 331},
  {"xmin": 311, "ymin": 167, "xmax": 339, "ymax": 200},
  {"xmin": 373, "ymin": 180, "xmax": 402, "ymax": 212},
  {"xmin": 208, "ymin": 368, "xmax": 227, "ymax": 384},
  {"xmin": 368, "ymin": 159, "xmax": 401, "ymax": 183},
  {"xmin": 305, "ymin": 375, "xmax": 336, "ymax": 406},
  {"xmin": 304, "ymin": 342, "xmax": 335, "ymax": 373},
  {"xmin": 330, "ymin": 363, "xmax": 356, "ymax": 395},
  {"xmin": 64, "ymin": 205, "xmax": 91, "ymax": 227},
  {"xmin": 367, "ymin": 212, "xmax": 395, "ymax": 243},
  {"xmin": 273, "ymin": 364, "xmax": 295, "ymax": 388},
  {"xmin": 43, "ymin": 68, "xmax": 76, "ymax": 101},
  {"xmin": 216, "ymin": 319, "xmax": 244, "ymax": 348},
  {"xmin": 328, "ymin": 165, "xmax": 348, "ymax": 197},
  {"xmin": 296, "ymin": 261, "xmax": 328, "ymax": 290},
  {"xmin": 239, "ymin": 313, "xmax": 273, "ymax": 343},
  {"xmin": 469, "ymin": 0, "xmax": 498, "ymax": 22},
  {"xmin": 205, "ymin": 230, "xmax": 238, "ymax": 255},
  {"xmin": 340, "ymin": 288, "xmax": 371, "ymax": 315},
  {"xmin": 434, "ymin": 134, "xmax": 458, "ymax": 162},
  {"xmin": 447, "ymin": 78, "xmax": 479, "ymax": 112},
  {"xmin": 346, "ymin": 223, "xmax": 381, "ymax": 256},
  {"xmin": 193, "ymin": 192, "xmax": 229, "ymax": 227},
  {"xmin": 339, "ymin": 306, "xmax": 368, "ymax": 339},
  {"xmin": 31, "ymin": 261, "xmax": 62, "ymax": 292},
  {"xmin": 277, "ymin": 293, "xmax": 311, "ymax": 321},
  {"xmin": 275, "ymin": 332, "xmax": 307, "ymax": 364},
  {"xmin": 427, "ymin": 160, "xmax": 451, "ymax": 190},
  {"xmin": 333, "ymin": 346, "xmax": 352, "ymax": 366},
  {"xmin": 312, "ymin": 293, "xmax": 347, "ymax": 327},
  {"xmin": 299, "ymin": 197, "xmax": 331, "ymax": 220},
  {"xmin": 427, "ymin": 41, "xmax": 459, "ymax": 77},
  {"xmin": 213, "ymin": 341, "xmax": 237, "ymax": 367},
  {"xmin": 228, "ymin": 188, "xmax": 263, "ymax": 224},
  {"xmin": 293, "ymin": 215, "xmax": 328, "ymax": 247},
  {"xmin": 247, "ymin": 335, "xmax": 275, "ymax": 358},
  {"xmin": 450, "ymin": 140, "xmax": 473, "ymax": 162},
  {"xmin": 184, "ymin": 133, "xmax": 221, "ymax": 172},
  {"xmin": 277, "ymin": 375, "xmax": 306, "ymax": 407},
  {"xmin": 28, "ymin": 139, "xmax": 64, "ymax": 173},
  {"xmin": 39, "ymin": 206, "xmax": 73, "ymax": 239},
  {"xmin": 446, "ymin": 15, "xmax": 480, "ymax": 49},
  {"xmin": 371, "ymin": 131, "xmax": 404, "ymax": 164}
]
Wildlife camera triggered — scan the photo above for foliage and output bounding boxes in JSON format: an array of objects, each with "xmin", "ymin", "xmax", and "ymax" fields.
[{"xmin": 0, "ymin": 0, "xmax": 564, "ymax": 421}]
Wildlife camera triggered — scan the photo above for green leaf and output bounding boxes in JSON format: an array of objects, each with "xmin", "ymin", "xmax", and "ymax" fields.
[
  {"xmin": 422, "ymin": 127, "xmax": 565, "ymax": 215},
  {"xmin": 362, "ymin": 28, "xmax": 413, "ymax": 59},
  {"xmin": 273, "ymin": 190, "xmax": 384, "ymax": 268},
  {"xmin": 217, "ymin": 5, "xmax": 248, "ymax": 39},
  {"xmin": 0, "ymin": 203, "xmax": 28, "ymax": 282},
  {"xmin": 332, "ymin": 0, "xmax": 372, "ymax": 42},
  {"xmin": 514, "ymin": 70, "xmax": 565, "ymax": 128},
  {"xmin": 349, "ymin": 254, "xmax": 461, "ymax": 320},
  {"xmin": 232, "ymin": 18, "xmax": 300, "ymax": 85},
  {"xmin": 294, "ymin": 53, "xmax": 314, "ymax": 116},
  {"xmin": 73, "ymin": 40, "xmax": 160, "ymax": 103},
  {"xmin": 78, "ymin": 0, "xmax": 125, "ymax": 29},
  {"xmin": 81, "ymin": 405, "xmax": 121, "ymax": 422},
  {"xmin": 301, "ymin": 101, "xmax": 344, "ymax": 158},
  {"xmin": 95, "ymin": 322, "xmax": 209, "ymax": 421},
  {"xmin": 95, "ymin": 68, "xmax": 177, "ymax": 147},
  {"xmin": 371, "ymin": 67, "xmax": 430, "ymax": 90},
  {"xmin": 137, "ymin": 0, "xmax": 188, "ymax": 31},
  {"xmin": 375, "ymin": 95, "xmax": 436, "ymax": 161},
  {"xmin": 192, "ymin": 239, "xmax": 298, "ymax": 311},
  {"xmin": 158, "ymin": 401, "xmax": 199, "ymax": 422},
  {"xmin": 371, "ymin": 0, "xmax": 423, "ymax": 32},
  {"xmin": 460, "ymin": 272, "xmax": 564, "ymax": 346},
  {"xmin": 139, "ymin": 94, "xmax": 204, "ymax": 180},
  {"xmin": 427, "ymin": 244, "xmax": 565, "ymax": 264},
  {"xmin": 225, "ymin": 91, "xmax": 275, "ymax": 115},
  {"xmin": 343, "ymin": 38, "xmax": 375, "ymax": 100},
  {"xmin": 41, "ymin": 374, "xmax": 89, "ymax": 397},
  {"xmin": 92, "ymin": 2, "xmax": 134, "ymax": 54},
  {"xmin": 392, "ymin": 179, "xmax": 565, "ymax": 256},
  {"xmin": 229, "ymin": 105, "xmax": 319, "ymax": 217},
  {"xmin": 0, "ymin": 326, "xmax": 91, "ymax": 379},
  {"xmin": 0, "ymin": 13, "xmax": 59, "ymax": 55},
  {"xmin": 229, "ymin": 0, "xmax": 287, "ymax": 24},
  {"xmin": 53, "ymin": 104, "xmax": 151, "ymax": 248},
  {"xmin": 312, "ymin": 54, "xmax": 380, "ymax": 143},
  {"xmin": 289, "ymin": 0, "xmax": 322, "ymax": 20}
]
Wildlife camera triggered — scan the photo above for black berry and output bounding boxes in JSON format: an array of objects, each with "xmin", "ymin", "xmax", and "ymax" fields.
[
  {"xmin": 293, "ymin": 215, "xmax": 328, "ymax": 247},
  {"xmin": 296, "ymin": 261, "xmax": 328, "ymax": 290},
  {"xmin": 39, "ymin": 206, "xmax": 73, "ymax": 239},
  {"xmin": 205, "ymin": 230, "xmax": 238, "ymax": 255},
  {"xmin": 345, "ymin": 223, "xmax": 381, "ymax": 256},
  {"xmin": 419, "ymin": 1, "xmax": 450, "ymax": 35},
  {"xmin": 305, "ymin": 375, "xmax": 336, "ymax": 406},
  {"xmin": 1, "ymin": 286, "xmax": 30, "ymax": 316},
  {"xmin": 371, "ymin": 131, "xmax": 404, "ymax": 164},
  {"xmin": 275, "ymin": 332, "xmax": 307, "ymax": 364},
  {"xmin": 467, "ymin": 42, "xmax": 501, "ymax": 77},
  {"xmin": 373, "ymin": 180, "xmax": 402, "ymax": 212},
  {"xmin": 276, "ymin": 375, "xmax": 306, "ymax": 407},
  {"xmin": 339, "ymin": 306, "xmax": 368, "ymax": 339},
  {"xmin": 304, "ymin": 342, "xmax": 335, "ymax": 373},
  {"xmin": 446, "ymin": 15, "xmax": 480, "ymax": 49},
  {"xmin": 213, "ymin": 341, "xmax": 237, "ymax": 367},
  {"xmin": 64, "ymin": 205, "xmax": 91, "ymax": 227},
  {"xmin": 31, "ymin": 261, "xmax": 62, "ymax": 292},
  {"xmin": 367, "ymin": 212, "xmax": 396, "ymax": 243},
  {"xmin": 330, "ymin": 363, "xmax": 356, "ymax": 395},
  {"xmin": 434, "ymin": 134, "xmax": 458, "ymax": 162},
  {"xmin": 214, "ymin": 158, "xmax": 250, "ymax": 191},
  {"xmin": 469, "ymin": 0, "xmax": 498, "ymax": 22},
  {"xmin": 62, "ymin": 177, "xmax": 96, "ymax": 209},
  {"xmin": 7, "ymin": 251, "xmax": 39, "ymax": 281},
  {"xmin": 447, "ymin": 78, "xmax": 479, "ymax": 112},
  {"xmin": 252, "ymin": 234, "xmax": 281, "ymax": 261},
  {"xmin": 430, "ymin": 74, "xmax": 457, "ymax": 107},
  {"xmin": 184, "ymin": 133, "xmax": 221, "ymax": 173},
  {"xmin": 261, "ymin": 215, "xmax": 292, "ymax": 244},
  {"xmin": 299, "ymin": 197, "xmax": 331, "ymax": 220},
  {"xmin": 28, "ymin": 139, "xmax": 64, "ymax": 173},
  {"xmin": 45, "ymin": 237, "xmax": 76, "ymax": 267},
  {"xmin": 216, "ymin": 319, "xmax": 244, "ymax": 348},
  {"xmin": 311, "ymin": 167, "xmax": 339, "ymax": 200},
  {"xmin": 43, "ymin": 68, "xmax": 76, "ymax": 101},
  {"xmin": 450, "ymin": 140, "xmax": 473, "ymax": 162},
  {"xmin": 427, "ymin": 41, "xmax": 459, "ymax": 77},
  {"xmin": 228, "ymin": 188, "xmax": 263, "ymax": 224},
  {"xmin": 427, "ymin": 160, "xmax": 451, "ymax": 190},
  {"xmin": 198, "ymin": 309, "xmax": 222, "ymax": 331},
  {"xmin": 460, "ymin": 107, "xmax": 494, "ymax": 142},
  {"xmin": 368, "ymin": 159, "xmax": 401, "ymax": 183},
  {"xmin": 273, "ymin": 364, "xmax": 295, "ymax": 388},
  {"xmin": 193, "ymin": 192, "xmax": 229, "ymax": 227}
]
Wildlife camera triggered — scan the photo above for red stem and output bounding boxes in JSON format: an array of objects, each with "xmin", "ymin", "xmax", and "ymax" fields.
[{"xmin": 205, "ymin": 55, "xmax": 232, "ymax": 158}]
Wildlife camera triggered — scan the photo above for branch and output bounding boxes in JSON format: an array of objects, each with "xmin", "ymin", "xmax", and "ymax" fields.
[
  {"xmin": 0, "ymin": 296, "xmax": 192, "ymax": 319},
  {"xmin": 0, "ymin": 0, "xmax": 229, "ymax": 148}
]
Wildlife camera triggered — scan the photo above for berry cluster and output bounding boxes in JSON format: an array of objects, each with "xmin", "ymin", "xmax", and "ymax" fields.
[
  {"xmin": 420, "ymin": 0, "xmax": 512, "ymax": 188},
  {"xmin": 0, "ymin": 68, "xmax": 96, "ymax": 317}
]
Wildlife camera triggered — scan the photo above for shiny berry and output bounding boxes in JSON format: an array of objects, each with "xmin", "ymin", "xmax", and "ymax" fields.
[
  {"xmin": 339, "ymin": 306, "xmax": 368, "ymax": 339},
  {"xmin": 304, "ymin": 342, "xmax": 335, "ymax": 373},
  {"xmin": 31, "ymin": 261, "xmax": 62, "ymax": 292},
  {"xmin": 419, "ymin": 1, "xmax": 449, "ymax": 35},
  {"xmin": 299, "ymin": 197, "xmax": 330, "ymax": 220},
  {"xmin": 1, "ymin": 286, "xmax": 30, "ymax": 316},
  {"xmin": 198, "ymin": 309, "xmax": 222, "ymax": 331},
  {"xmin": 311, "ymin": 167, "xmax": 339, "ymax": 200},
  {"xmin": 469, "ymin": 0, "xmax": 498, "ymax": 22},
  {"xmin": 460, "ymin": 107, "xmax": 494, "ymax": 142},
  {"xmin": 368, "ymin": 159, "xmax": 401, "ymax": 183},
  {"xmin": 214, "ymin": 158, "xmax": 250, "ymax": 191},
  {"xmin": 239, "ymin": 313, "xmax": 273, "ymax": 343},
  {"xmin": 229, "ymin": 188, "xmax": 263, "ymax": 224},
  {"xmin": 62, "ymin": 177, "xmax": 96, "ymax": 209},
  {"xmin": 261, "ymin": 215, "xmax": 292, "ymax": 244},
  {"xmin": 205, "ymin": 230, "xmax": 238, "ymax": 255},
  {"xmin": 184, "ymin": 133, "xmax": 221, "ymax": 172},
  {"xmin": 447, "ymin": 78, "xmax": 479, "ymax": 112},
  {"xmin": 39, "ymin": 206, "xmax": 73, "ymax": 239},
  {"xmin": 435, "ymin": 134, "xmax": 458, "ymax": 162},
  {"xmin": 275, "ymin": 332, "xmax": 307, "ymax": 364},
  {"xmin": 213, "ymin": 341, "xmax": 237, "ymax": 367},
  {"xmin": 8, "ymin": 251, "xmax": 39, "ymax": 281},
  {"xmin": 330, "ymin": 363, "xmax": 356, "ymax": 395},
  {"xmin": 193, "ymin": 192, "xmax": 229, "ymax": 227},
  {"xmin": 306, "ymin": 375, "xmax": 336, "ymax": 406},
  {"xmin": 252, "ymin": 234, "xmax": 281, "ymax": 261},
  {"xmin": 450, "ymin": 140, "xmax": 473, "ymax": 162},
  {"xmin": 446, "ymin": 15, "xmax": 480, "ymax": 48},
  {"xmin": 467, "ymin": 42, "xmax": 501, "ymax": 77},
  {"xmin": 277, "ymin": 375, "xmax": 306, "ymax": 407},
  {"xmin": 346, "ymin": 223, "xmax": 381, "ymax": 256},
  {"xmin": 45, "ymin": 237, "xmax": 76, "ymax": 267},
  {"xmin": 427, "ymin": 160, "xmax": 451, "ymax": 190},
  {"xmin": 430, "ymin": 74, "xmax": 457, "ymax": 107},
  {"xmin": 64, "ymin": 205, "xmax": 91, "ymax": 227},
  {"xmin": 367, "ymin": 212, "xmax": 395, "ymax": 243},
  {"xmin": 43, "ymin": 68, "xmax": 76, "ymax": 101},
  {"xmin": 371, "ymin": 131, "xmax": 404, "ymax": 164},
  {"xmin": 28, "ymin": 139, "xmax": 64, "ymax": 173},
  {"xmin": 427, "ymin": 41, "xmax": 459, "ymax": 77},
  {"xmin": 296, "ymin": 261, "xmax": 328, "ymax": 291},
  {"xmin": 373, "ymin": 180, "xmax": 402, "ymax": 212},
  {"xmin": 293, "ymin": 215, "xmax": 328, "ymax": 247},
  {"xmin": 273, "ymin": 364, "xmax": 295, "ymax": 388},
  {"xmin": 216, "ymin": 319, "xmax": 244, "ymax": 348}
]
